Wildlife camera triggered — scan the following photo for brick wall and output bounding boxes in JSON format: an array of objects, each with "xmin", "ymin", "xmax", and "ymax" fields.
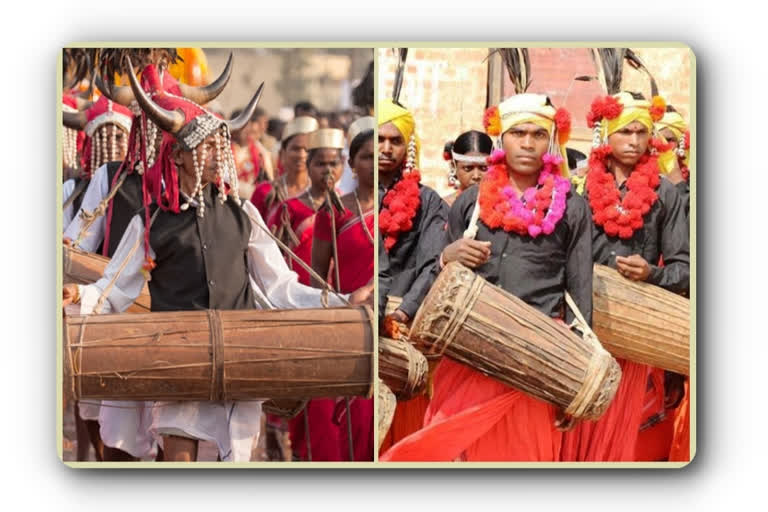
[{"xmin": 379, "ymin": 47, "xmax": 692, "ymax": 197}]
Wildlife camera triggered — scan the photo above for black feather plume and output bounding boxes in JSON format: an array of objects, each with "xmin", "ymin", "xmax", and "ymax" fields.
[
  {"xmin": 391, "ymin": 48, "xmax": 408, "ymax": 106},
  {"xmin": 591, "ymin": 48, "xmax": 627, "ymax": 95},
  {"xmin": 624, "ymin": 49, "xmax": 659, "ymax": 98},
  {"xmin": 492, "ymin": 48, "xmax": 532, "ymax": 95}
]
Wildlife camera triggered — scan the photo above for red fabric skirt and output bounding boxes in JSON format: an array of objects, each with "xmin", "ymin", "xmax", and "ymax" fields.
[
  {"xmin": 669, "ymin": 379, "xmax": 691, "ymax": 462},
  {"xmin": 634, "ymin": 368, "xmax": 674, "ymax": 461},
  {"xmin": 380, "ymin": 358, "xmax": 562, "ymax": 462},
  {"xmin": 561, "ymin": 359, "xmax": 650, "ymax": 461}
]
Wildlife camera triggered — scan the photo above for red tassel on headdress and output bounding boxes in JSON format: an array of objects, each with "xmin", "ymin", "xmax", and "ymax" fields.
[{"xmin": 79, "ymin": 136, "xmax": 93, "ymax": 178}]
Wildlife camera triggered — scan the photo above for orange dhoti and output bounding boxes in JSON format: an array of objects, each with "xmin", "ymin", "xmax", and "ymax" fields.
[{"xmin": 380, "ymin": 358, "xmax": 562, "ymax": 462}]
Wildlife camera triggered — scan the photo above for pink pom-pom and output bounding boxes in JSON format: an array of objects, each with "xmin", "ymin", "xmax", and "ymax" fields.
[
  {"xmin": 541, "ymin": 219, "xmax": 556, "ymax": 234},
  {"xmin": 528, "ymin": 224, "xmax": 542, "ymax": 237},
  {"xmin": 488, "ymin": 149, "xmax": 506, "ymax": 164}
]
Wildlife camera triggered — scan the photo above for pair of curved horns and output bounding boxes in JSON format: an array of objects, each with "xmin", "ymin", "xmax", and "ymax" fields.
[
  {"xmin": 226, "ymin": 82, "xmax": 265, "ymax": 133},
  {"xmin": 127, "ymin": 57, "xmax": 265, "ymax": 137},
  {"xmin": 99, "ymin": 52, "xmax": 234, "ymax": 107},
  {"xmin": 62, "ymin": 110, "xmax": 88, "ymax": 131}
]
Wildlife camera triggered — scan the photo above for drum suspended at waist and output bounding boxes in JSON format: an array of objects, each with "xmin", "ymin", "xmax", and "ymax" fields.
[
  {"xmin": 63, "ymin": 306, "xmax": 375, "ymax": 402},
  {"xmin": 592, "ymin": 264, "xmax": 690, "ymax": 375},
  {"xmin": 408, "ymin": 262, "xmax": 621, "ymax": 422}
]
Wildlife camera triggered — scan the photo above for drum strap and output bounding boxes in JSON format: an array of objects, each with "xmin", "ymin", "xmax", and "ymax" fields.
[
  {"xmin": 63, "ymin": 178, "xmax": 89, "ymax": 211},
  {"xmin": 462, "ymin": 195, "xmax": 482, "ymax": 239},
  {"xmin": 93, "ymin": 208, "xmax": 160, "ymax": 314},
  {"xmin": 563, "ymin": 292, "xmax": 614, "ymax": 421},
  {"xmin": 73, "ymin": 170, "xmax": 128, "ymax": 249}
]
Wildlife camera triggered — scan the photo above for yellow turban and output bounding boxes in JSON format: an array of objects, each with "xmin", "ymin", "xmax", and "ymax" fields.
[
  {"xmin": 378, "ymin": 99, "xmax": 420, "ymax": 168},
  {"xmin": 497, "ymin": 93, "xmax": 569, "ymax": 177},
  {"xmin": 605, "ymin": 92, "xmax": 654, "ymax": 137},
  {"xmin": 498, "ymin": 93, "xmax": 556, "ymax": 135},
  {"xmin": 602, "ymin": 92, "xmax": 677, "ymax": 174},
  {"xmin": 655, "ymin": 110, "xmax": 689, "ymax": 172},
  {"xmin": 655, "ymin": 110, "xmax": 687, "ymax": 141}
]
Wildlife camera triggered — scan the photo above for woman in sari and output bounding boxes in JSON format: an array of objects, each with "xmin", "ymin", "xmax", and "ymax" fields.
[{"xmin": 309, "ymin": 117, "xmax": 375, "ymax": 461}]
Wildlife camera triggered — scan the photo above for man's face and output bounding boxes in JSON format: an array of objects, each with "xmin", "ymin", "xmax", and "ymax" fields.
[
  {"xmin": 307, "ymin": 148, "xmax": 343, "ymax": 192},
  {"xmin": 100, "ymin": 124, "xmax": 129, "ymax": 161},
  {"xmin": 350, "ymin": 138, "xmax": 374, "ymax": 188},
  {"xmin": 280, "ymin": 133, "xmax": 309, "ymax": 174},
  {"xmin": 501, "ymin": 122, "xmax": 549, "ymax": 175},
  {"xmin": 378, "ymin": 122, "xmax": 406, "ymax": 176},
  {"xmin": 607, "ymin": 121, "xmax": 650, "ymax": 166},
  {"xmin": 659, "ymin": 127, "xmax": 678, "ymax": 145},
  {"xmin": 175, "ymin": 134, "xmax": 220, "ymax": 186},
  {"xmin": 256, "ymin": 115, "xmax": 268, "ymax": 136}
]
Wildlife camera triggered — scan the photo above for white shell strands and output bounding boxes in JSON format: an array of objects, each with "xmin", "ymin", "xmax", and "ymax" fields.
[
  {"xmin": 592, "ymin": 121, "xmax": 603, "ymax": 148},
  {"xmin": 63, "ymin": 127, "xmax": 78, "ymax": 170},
  {"xmin": 222, "ymin": 126, "xmax": 238, "ymax": 202},
  {"xmin": 405, "ymin": 132, "xmax": 417, "ymax": 173},
  {"xmin": 214, "ymin": 131, "xmax": 226, "ymax": 204}
]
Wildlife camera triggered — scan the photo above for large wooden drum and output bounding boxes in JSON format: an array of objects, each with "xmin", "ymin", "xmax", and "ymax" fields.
[
  {"xmin": 378, "ymin": 336, "xmax": 428, "ymax": 400},
  {"xmin": 63, "ymin": 306, "xmax": 374, "ymax": 401},
  {"xmin": 63, "ymin": 245, "xmax": 151, "ymax": 313},
  {"xmin": 592, "ymin": 264, "xmax": 690, "ymax": 375},
  {"xmin": 409, "ymin": 262, "xmax": 621, "ymax": 421}
]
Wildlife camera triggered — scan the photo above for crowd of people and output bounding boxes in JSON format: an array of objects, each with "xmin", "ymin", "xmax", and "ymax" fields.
[
  {"xmin": 377, "ymin": 48, "xmax": 691, "ymax": 462},
  {"xmin": 60, "ymin": 48, "xmax": 375, "ymax": 462}
]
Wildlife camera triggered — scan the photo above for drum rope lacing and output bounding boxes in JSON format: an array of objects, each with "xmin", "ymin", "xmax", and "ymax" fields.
[
  {"xmin": 446, "ymin": 202, "xmax": 618, "ymax": 424},
  {"xmin": 561, "ymin": 292, "xmax": 615, "ymax": 423}
]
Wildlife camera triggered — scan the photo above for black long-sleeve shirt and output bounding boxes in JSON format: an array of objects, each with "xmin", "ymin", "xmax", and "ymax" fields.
[
  {"xmin": 676, "ymin": 180, "xmax": 690, "ymax": 219},
  {"xmin": 378, "ymin": 182, "xmax": 448, "ymax": 319},
  {"xmin": 378, "ymin": 233, "xmax": 392, "ymax": 320},
  {"xmin": 589, "ymin": 177, "xmax": 690, "ymax": 295},
  {"xmin": 445, "ymin": 184, "xmax": 594, "ymax": 326}
]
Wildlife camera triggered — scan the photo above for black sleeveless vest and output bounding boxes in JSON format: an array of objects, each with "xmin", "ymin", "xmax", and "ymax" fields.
[
  {"xmin": 105, "ymin": 161, "xmax": 144, "ymax": 258},
  {"xmin": 147, "ymin": 184, "xmax": 256, "ymax": 312},
  {"xmin": 70, "ymin": 177, "xmax": 89, "ymax": 214}
]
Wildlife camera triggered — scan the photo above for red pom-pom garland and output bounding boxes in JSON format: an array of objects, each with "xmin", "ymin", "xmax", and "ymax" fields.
[
  {"xmin": 379, "ymin": 170, "xmax": 422, "ymax": 252},
  {"xmin": 585, "ymin": 145, "xmax": 661, "ymax": 239}
]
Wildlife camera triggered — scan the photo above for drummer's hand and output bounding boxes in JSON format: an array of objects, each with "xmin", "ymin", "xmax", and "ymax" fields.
[
  {"xmin": 63, "ymin": 237, "xmax": 72, "ymax": 246},
  {"xmin": 349, "ymin": 282, "xmax": 374, "ymax": 307},
  {"xmin": 63, "ymin": 284, "xmax": 79, "ymax": 307},
  {"xmin": 389, "ymin": 309, "xmax": 410, "ymax": 324},
  {"xmin": 442, "ymin": 239, "xmax": 491, "ymax": 269},
  {"xmin": 615, "ymin": 254, "xmax": 651, "ymax": 281}
]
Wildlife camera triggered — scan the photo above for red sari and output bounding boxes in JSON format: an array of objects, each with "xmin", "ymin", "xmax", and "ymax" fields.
[
  {"xmin": 267, "ymin": 198, "xmax": 316, "ymax": 286},
  {"xmin": 265, "ymin": 197, "xmax": 340, "ymax": 461},
  {"xmin": 312, "ymin": 204, "xmax": 375, "ymax": 461},
  {"xmin": 250, "ymin": 181, "xmax": 276, "ymax": 222}
]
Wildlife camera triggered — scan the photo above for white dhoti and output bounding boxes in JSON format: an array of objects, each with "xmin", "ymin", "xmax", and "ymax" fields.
[
  {"xmin": 150, "ymin": 401, "xmax": 263, "ymax": 462},
  {"xmin": 98, "ymin": 401, "xmax": 157, "ymax": 459}
]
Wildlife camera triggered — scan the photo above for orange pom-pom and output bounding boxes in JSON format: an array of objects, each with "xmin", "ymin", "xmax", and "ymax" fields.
[
  {"xmin": 650, "ymin": 96, "xmax": 666, "ymax": 122},
  {"xmin": 483, "ymin": 106, "xmax": 501, "ymax": 136}
]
